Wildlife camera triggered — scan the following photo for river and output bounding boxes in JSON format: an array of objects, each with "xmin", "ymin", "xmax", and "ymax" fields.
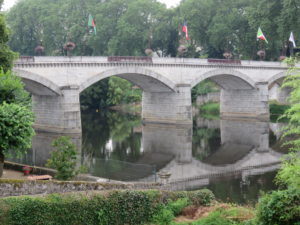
[{"xmin": 8, "ymin": 109, "xmax": 288, "ymax": 204}]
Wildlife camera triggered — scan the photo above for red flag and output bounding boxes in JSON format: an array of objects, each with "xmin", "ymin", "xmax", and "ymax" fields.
[{"xmin": 182, "ymin": 20, "xmax": 190, "ymax": 40}]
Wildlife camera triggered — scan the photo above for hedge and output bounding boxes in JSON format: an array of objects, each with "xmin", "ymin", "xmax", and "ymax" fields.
[{"xmin": 0, "ymin": 189, "xmax": 215, "ymax": 225}]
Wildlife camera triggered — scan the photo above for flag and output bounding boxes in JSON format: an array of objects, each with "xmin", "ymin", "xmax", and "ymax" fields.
[
  {"xmin": 257, "ymin": 27, "xmax": 268, "ymax": 44},
  {"xmin": 289, "ymin": 32, "xmax": 296, "ymax": 48},
  {"xmin": 88, "ymin": 14, "xmax": 97, "ymax": 35},
  {"xmin": 182, "ymin": 20, "xmax": 190, "ymax": 40}
]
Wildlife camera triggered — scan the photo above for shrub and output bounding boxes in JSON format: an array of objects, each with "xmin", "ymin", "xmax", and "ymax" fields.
[
  {"xmin": 46, "ymin": 136, "xmax": 79, "ymax": 180},
  {"xmin": 167, "ymin": 198, "xmax": 190, "ymax": 216},
  {"xmin": 188, "ymin": 189, "xmax": 215, "ymax": 206},
  {"xmin": 151, "ymin": 205, "xmax": 174, "ymax": 225},
  {"xmin": 256, "ymin": 188, "xmax": 300, "ymax": 225}
]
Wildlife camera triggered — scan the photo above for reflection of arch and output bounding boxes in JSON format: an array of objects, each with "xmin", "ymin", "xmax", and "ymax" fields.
[
  {"xmin": 13, "ymin": 69, "xmax": 62, "ymax": 96},
  {"xmin": 159, "ymin": 148, "xmax": 283, "ymax": 183},
  {"xmin": 79, "ymin": 67, "xmax": 177, "ymax": 93},
  {"xmin": 191, "ymin": 69, "xmax": 256, "ymax": 89}
]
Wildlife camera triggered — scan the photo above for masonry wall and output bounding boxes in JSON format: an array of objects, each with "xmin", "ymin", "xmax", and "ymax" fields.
[
  {"xmin": 32, "ymin": 88, "xmax": 81, "ymax": 133},
  {"xmin": 220, "ymin": 83, "xmax": 269, "ymax": 120},
  {"xmin": 0, "ymin": 179, "xmax": 162, "ymax": 197},
  {"xmin": 142, "ymin": 85, "xmax": 192, "ymax": 125}
]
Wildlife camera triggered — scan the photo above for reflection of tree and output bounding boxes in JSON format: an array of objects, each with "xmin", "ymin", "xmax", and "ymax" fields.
[
  {"xmin": 81, "ymin": 109, "xmax": 142, "ymax": 163},
  {"xmin": 81, "ymin": 110, "xmax": 110, "ymax": 158},
  {"xmin": 192, "ymin": 119, "xmax": 221, "ymax": 161}
]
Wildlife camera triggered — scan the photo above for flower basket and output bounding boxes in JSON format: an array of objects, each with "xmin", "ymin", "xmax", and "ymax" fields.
[{"xmin": 22, "ymin": 166, "xmax": 32, "ymax": 176}]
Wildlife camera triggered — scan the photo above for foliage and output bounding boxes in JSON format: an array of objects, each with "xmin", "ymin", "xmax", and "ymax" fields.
[
  {"xmin": 7, "ymin": 0, "xmax": 300, "ymax": 60},
  {"xmin": 167, "ymin": 198, "xmax": 190, "ymax": 216},
  {"xmin": 269, "ymin": 101, "xmax": 290, "ymax": 122},
  {"xmin": 280, "ymin": 56, "xmax": 300, "ymax": 150},
  {"xmin": 191, "ymin": 80, "xmax": 219, "ymax": 103},
  {"xmin": 187, "ymin": 189, "xmax": 215, "ymax": 206},
  {"xmin": 80, "ymin": 79, "xmax": 109, "ymax": 110},
  {"xmin": 199, "ymin": 102, "xmax": 220, "ymax": 116},
  {"xmin": 255, "ymin": 56, "xmax": 300, "ymax": 225},
  {"xmin": 46, "ymin": 136, "xmax": 80, "ymax": 180},
  {"xmin": 0, "ymin": 102, "xmax": 35, "ymax": 155},
  {"xmin": 0, "ymin": 14, "xmax": 17, "ymax": 72},
  {"xmin": 0, "ymin": 70, "xmax": 31, "ymax": 107},
  {"xmin": 107, "ymin": 77, "xmax": 142, "ymax": 106},
  {"xmin": 256, "ymin": 188, "xmax": 300, "ymax": 225},
  {"xmin": 0, "ymin": 189, "xmax": 215, "ymax": 225},
  {"xmin": 6, "ymin": 0, "xmax": 177, "ymax": 57},
  {"xmin": 276, "ymin": 153, "xmax": 300, "ymax": 189},
  {"xmin": 151, "ymin": 205, "xmax": 175, "ymax": 225},
  {"xmin": 174, "ymin": 204, "xmax": 255, "ymax": 225}
]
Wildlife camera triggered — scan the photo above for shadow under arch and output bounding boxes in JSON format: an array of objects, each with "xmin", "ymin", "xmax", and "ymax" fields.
[
  {"xmin": 13, "ymin": 68, "xmax": 62, "ymax": 96},
  {"xmin": 79, "ymin": 67, "xmax": 177, "ymax": 93},
  {"xmin": 191, "ymin": 68, "xmax": 256, "ymax": 89},
  {"xmin": 267, "ymin": 71, "xmax": 287, "ymax": 87}
]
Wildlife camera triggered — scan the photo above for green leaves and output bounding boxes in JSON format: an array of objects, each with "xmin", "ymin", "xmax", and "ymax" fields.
[
  {"xmin": 0, "ymin": 102, "xmax": 35, "ymax": 155},
  {"xmin": 0, "ymin": 70, "xmax": 31, "ymax": 107},
  {"xmin": 46, "ymin": 136, "xmax": 80, "ymax": 181}
]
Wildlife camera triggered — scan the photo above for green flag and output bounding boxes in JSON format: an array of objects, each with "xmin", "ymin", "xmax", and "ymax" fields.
[
  {"xmin": 88, "ymin": 14, "xmax": 97, "ymax": 35},
  {"xmin": 257, "ymin": 27, "xmax": 268, "ymax": 44}
]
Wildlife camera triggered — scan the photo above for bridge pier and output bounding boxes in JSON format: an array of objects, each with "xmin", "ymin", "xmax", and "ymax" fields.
[
  {"xmin": 142, "ymin": 85, "xmax": 192, "ymax": 125},
  {"xmin": 32, "ymin": 86, "xmax": 81, "ymax": 134},
  {"xmin": 220, "ymin": 82, "xmax": 269, "ymax": 120}
]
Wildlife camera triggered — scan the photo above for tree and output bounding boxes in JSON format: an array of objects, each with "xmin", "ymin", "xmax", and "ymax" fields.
[
  {"xmin": 0, "ymin": 70, "xmax": 31, "ymax": 106},
  {"xmin": 107, "ymin": 77, "xmax": 142, "ymax": 106},
  {"xmin": 0, "ymin": 103, "xmax": 35, "ymax": 176},
  {"xmin": 0, "ymin": 13, "xmax": 17, "ymax": 71}
]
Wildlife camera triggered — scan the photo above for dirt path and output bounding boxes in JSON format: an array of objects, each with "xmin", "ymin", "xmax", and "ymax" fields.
[{"xmin": 1, "ymin": 169, "xmax": 26, "ymax": 179}]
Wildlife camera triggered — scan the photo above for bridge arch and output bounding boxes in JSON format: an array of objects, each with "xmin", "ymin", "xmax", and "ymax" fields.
[
  {"xmin": 79, "ymin": 67, "xmax": 177, "ymax": 93},
  {"xmin": 191, "ymin": 69, "xmax": 256, "ymax": 89},
  {"xmin": 267, "ymin": 71, "xmax": 287, "ymax": 87},
  {"xmin": 268, "ymin": 71, "xmax": 291, "ymax": 104},
  {"xmin": 13, "ymin": 69, "xmax": 62, "ymax": 96}
]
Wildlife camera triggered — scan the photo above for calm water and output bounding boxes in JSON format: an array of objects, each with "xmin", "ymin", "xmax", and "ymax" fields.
[{"xmin": 8, "ymin": 109, "xmax": 288, "ymax": 204}]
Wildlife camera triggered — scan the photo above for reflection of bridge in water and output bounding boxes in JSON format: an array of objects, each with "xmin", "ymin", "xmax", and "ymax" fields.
[
  {"xmin": 21, "ymin": 118, "xmax": 285, "ymax": 187},
  {"xmin": 139, "ymin": 119, "xmax": 284, "ymax": 190}
]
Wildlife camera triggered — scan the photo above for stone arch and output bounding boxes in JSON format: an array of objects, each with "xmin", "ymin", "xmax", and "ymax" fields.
[
  {"xmin": 13, "ymin": 69, "xmax": 62, "ymax": 96},
  {"xmin": 191, "ymin": 68, "xmax": 256, "ymax": 89},
  {"xmin": 79, "ymin": 67, "xmax": 177, "ymax": 93},
  {"xmin": 267, "ymin": 71, "xmax": 287, "ymax": 88}
]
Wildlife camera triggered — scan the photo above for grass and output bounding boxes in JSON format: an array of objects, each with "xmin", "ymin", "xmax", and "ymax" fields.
[{"xmin": 173, "ymin": 203, "xmax": 255, "ymax": 225}]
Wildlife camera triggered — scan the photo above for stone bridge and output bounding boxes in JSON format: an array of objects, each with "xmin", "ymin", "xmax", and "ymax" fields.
[{"xmin": 13, "ymin": 56, "xmax": 292, "ymax": 133}]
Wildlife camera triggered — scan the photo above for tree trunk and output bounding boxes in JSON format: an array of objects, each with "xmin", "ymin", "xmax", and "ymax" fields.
[{"xmin": 0, "ymin": 151, "xmax": 4, "ymax": 177}]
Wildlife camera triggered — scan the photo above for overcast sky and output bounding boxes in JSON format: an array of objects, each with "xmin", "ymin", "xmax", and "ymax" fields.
[{"xmin": 2, "ymin": 0, "xmax": 181, "ymax": 11}]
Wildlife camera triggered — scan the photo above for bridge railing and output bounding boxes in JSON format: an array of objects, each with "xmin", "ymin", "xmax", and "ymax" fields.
[
  {"xmin": 107, "ymin": 56, "xmax": 153, "ymax": 63},
  {"xmin": 207, "ymin": 58, "xmax": 241, "ymax": 65},
  {"xmin": 17, "ymin": 56, "xmax": 35, "ymax": 63}
]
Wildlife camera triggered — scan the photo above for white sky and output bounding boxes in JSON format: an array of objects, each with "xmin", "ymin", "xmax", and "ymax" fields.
[{"xmin": 2, "ymin": 0, "xmax": 181, "ymax": 11}]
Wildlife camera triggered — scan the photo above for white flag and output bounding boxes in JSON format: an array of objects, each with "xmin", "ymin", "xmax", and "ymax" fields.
[{"xmin": 289, "ymin": 32, "xmax": 296, "ymax": 48}]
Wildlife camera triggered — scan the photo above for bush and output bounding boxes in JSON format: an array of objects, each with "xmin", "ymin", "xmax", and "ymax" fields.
[
  {"xmin": 151, "ymin": 205, "xmax": 174, "ymax": 225},
  {"xmin": 46, "ymin": 136, "xmax": 80, "ymax": 180},
  {"xmin": 167, "ymin": 198, "xmax": 190, "ymax": 216},
  {"xmin": 188, "ymin": 189, "xmax": 215, "ymax": 206},
  {"xmin": 256, "ymin": 188, "xmax": 300, "ymax": 225},
  {"xmin": 0, "ymin": 189, "xmax": 215, "ymax": 225}
]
